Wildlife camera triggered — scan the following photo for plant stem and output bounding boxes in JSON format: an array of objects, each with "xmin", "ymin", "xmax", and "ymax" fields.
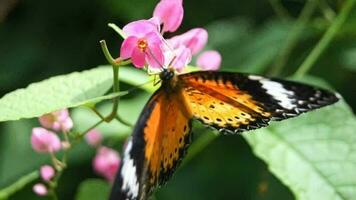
[
  {"xmin": 269, "ymin": 0, "xmax": 319, "ymax": 76},
  {"xmin": 108, "ymin": 23, "xmax": 127, "ymax": 39},
  {"xmin": 77, "ymin": 119, "xmax": 104, "ymax": 138},
  {"xmin": 115, "ymin": 115, "xmax": 133, "ymax": 127},
  {"xmin": 268, "ymin": 0, "xmax": 291, "ymax": 20},
  {"xmin": 105, "ymin": 66, "xmax": 120, "ymax": 122},
  {"xmin": 294, "ymin": 0, "xmax": 356, "ymax": 78},
  {"xmin": 0, "ymin": 171, "xmax": 39, "ymax": 199},
  {"xmin": 100, "ymin": 40, "xmax": 119, "ymax": 67}
]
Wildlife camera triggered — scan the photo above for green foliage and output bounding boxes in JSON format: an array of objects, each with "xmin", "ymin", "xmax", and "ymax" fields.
[
  {"xmin": 75, "ymin": 179, "xmax": 110, "ymax": 200},
  {"xmin": 0, "ymin": 120, "xmax": 44, "ymax": 188},
  {"xmin": 0, "ymin": 171, "xmax": 38, "ymax": 200},
  {"xmin": 0, "ymin": 66, "xmax": 152, "ymax": 123},
  {"xmin": 245, "ymin": 100, "xmax": 356, "ymax": 200},
  {"xmin": 0, "ymin": 67, "xmax": 113, "ymax": 122}
]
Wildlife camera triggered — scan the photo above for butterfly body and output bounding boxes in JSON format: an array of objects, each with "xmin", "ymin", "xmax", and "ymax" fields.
[{"xmin": 110, "ymin": 70, "xmax": 339, "ymax": 200}]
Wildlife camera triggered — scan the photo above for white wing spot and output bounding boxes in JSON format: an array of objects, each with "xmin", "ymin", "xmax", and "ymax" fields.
[
  {"xmin": 121, "ymin": 140, "xmax": 139, "ymax": 198},
  {"xmin": 259, "ymin": 79, "xmax": 297, "ymax": 110},
  {"xmin": 248, "ymin": 75, "xmax": 263, "ymax": 80}
]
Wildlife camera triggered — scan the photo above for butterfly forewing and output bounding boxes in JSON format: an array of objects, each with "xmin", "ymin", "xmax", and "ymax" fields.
[{"xmin": 180, "ymin": 71, "xmax": 339, "ymax": 133}]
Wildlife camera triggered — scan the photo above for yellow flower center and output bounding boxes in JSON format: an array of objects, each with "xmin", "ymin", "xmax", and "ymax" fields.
[{"xmin": 137, "ymin": 39, "xmax": 148, "ymax": 52}]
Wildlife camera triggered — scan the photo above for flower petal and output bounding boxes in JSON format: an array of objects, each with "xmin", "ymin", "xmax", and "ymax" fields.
[
  {"xmin": 85, "ymin": 129, "xmax": 102, "ymax": 147},
  {"xmin": 146, "ymin": 43, "xmax": 164, "ymax": 68},
  {"xmin": 33, "ymin": 183, "xmax": 48, "ymax": 196},
  {"xmin": 120, "ymin": 36, "xmax": 138, "ymax": 59},
  {"xmin": 145, "ymin": 31, "xmax": 163, "ymax": 45},
  {"xmin": 93, "ymin": 147, "xmax": 120, "ymax": 182},
  {"xmin": 132, "ymin": 48, "xmax": 146, "ymax": 68},
  {"xmin": 40, "ymin": 165, "xmax": 55, "ymax": 182},
  {"xmin": 31, "ymin": 128, "xmax": 61, "ymax": 153},
  {"xmin": 153, "ymin": 0, "xmax": 184, "ymax": 32},
  {"xmin": 196, "ymin": 50, "xmax": 222, "ymax": 71},
  {"xmin": 168, "ymin": 28, "xmax": 208, "ymax": 55},
  {"xmin": 123, "ymin": 19, "xmax": 159, "ymax": 37},
  {"xmin": 166, "ymin": 45, "xmax": 191, "ymax": 72}
]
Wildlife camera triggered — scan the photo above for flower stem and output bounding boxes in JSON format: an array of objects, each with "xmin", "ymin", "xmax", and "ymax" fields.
[
  {"xmin": 269, "ymin": 0, "xmax": 319, "ymax": 76},
  {"xmin": 100, "ymin": 40, "xmax": 119, "ymax": 67},
  {"xmin": 99, "ymin": 40, "xmax": 122, "ymax": 122},
  {"xmin": 108, "ymin": 23, "xmax": 127, "ymax": 39},
  {"xmin": 115, "ymin": 115, "xmax": 133, "ymax": 127},
  {"xmin": 77, "ymin": 119, "xmax": 104, "ymax": 138},
  {"xmin": 0, "ymin": 171, "xmax": 39, "ymax": 199},
  {"xmin": 294, "ymin": 0, "xmax": 356, "ymax": 78},
  {"xmin": 268, "ymin": 0, "xmax": 291, "ymax": 20}
]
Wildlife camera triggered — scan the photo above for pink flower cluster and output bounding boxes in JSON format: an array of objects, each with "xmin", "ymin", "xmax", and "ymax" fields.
[
  {"xmin": 31, "ymin": 109, "xmax": 73, "ymax": 196},
  {"xmin": 31, "ymin": 110, "xmax": 121, "ymax": 196},
  {"xmin": 31, "ymin": 109, "xmax": 73, "ymax": 154},
  {"xmin": 120, "ymin": 0, "xmax": 221, "ymax": 71},
  {"xmin": 85, "ymin": 129, "xmax": 121, "ymax": 183},
  {"xmin": 32, "ymin": 165, "xmax": 56, "ymax": 196}
]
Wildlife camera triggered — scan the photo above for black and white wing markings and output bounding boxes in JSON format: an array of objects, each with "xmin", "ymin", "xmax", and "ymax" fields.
[
  {"xmin": 180, "ymin": 71, "xmax": 340, "ymax": 135},
  {"xmin": 245, "ymin": 74, "xmax": 340, "ymax": 120}
]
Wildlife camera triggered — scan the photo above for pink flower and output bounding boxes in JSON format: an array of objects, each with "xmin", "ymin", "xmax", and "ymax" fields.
[
  {"xmin": 168, "ymin": 28, "xmax": 208, "ymax": 55},
  {"xmin": 121, "ymin": 20, "xmax": 164, "ymax": 68},
  {"xmin": 85, "ymin": 129, "xmax": 102, "ymax": 147},
  {"xmin": 31, "ymin": 127, "xmax": 61, "ymax": 153},
  {"xmin": 196, "ymin": 50, "xmax": 222, "ymax": 71},
  {"xmin": 153, "ymin": 0, "xmax": 184, "ymax": 33},
  {"xmin": 39, "ymin": 109, "xmax": 73, "ymax": 132},
  {"xmin": 40, "ymin": 165, "xmax": 55, "ymax": 182},
  {"xmin": 164, "ymin": 45, "xmax": 191, "ymax": 72},
  {"xmin": 33, "ymin": 183, "xmax": 48, "ymax": 196},
  {"xmin": 93, "ymin": 147, "xmax": 120, "ymax": 182}
]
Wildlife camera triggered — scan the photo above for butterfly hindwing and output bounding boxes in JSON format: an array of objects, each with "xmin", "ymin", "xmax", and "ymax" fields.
[
  {"xmin": 180, "ymin": 71, "xmax": 339, "ymax": 133},
  {"xmin": 110, "ymin": 89, "xmax": 192, "ymax": 200}
]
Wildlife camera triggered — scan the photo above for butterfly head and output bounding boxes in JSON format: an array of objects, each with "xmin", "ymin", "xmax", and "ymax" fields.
[{"xmin": 159, "ymin": 68, "xmax": 175, "ymax": 82}]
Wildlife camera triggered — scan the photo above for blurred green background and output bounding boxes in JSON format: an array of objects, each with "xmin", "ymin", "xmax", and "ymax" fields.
[{"xmin": 0, "ymin": 0, "xmax": 355, "ymax": 199}]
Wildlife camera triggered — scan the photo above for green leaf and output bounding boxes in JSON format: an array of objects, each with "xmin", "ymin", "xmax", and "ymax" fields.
[
  {"xmin": 244, "ymin": 100, "xmax": 356, "ymax": 200},
  {"xmin": 0, "ymin": 67, "xmax": 113, "ymax": 122},
  {"xmin": 75, "ymin": 179, "xmax": 110, "ymax": 200},
  {"xmin": 0, "ymin": 66, "xmax": 153, "ymax": 122}
]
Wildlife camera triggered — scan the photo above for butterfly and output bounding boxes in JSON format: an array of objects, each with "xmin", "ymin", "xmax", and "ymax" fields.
[{"xmin": 109, "ymin": 69, "xmax": 339, "ymax": 200}]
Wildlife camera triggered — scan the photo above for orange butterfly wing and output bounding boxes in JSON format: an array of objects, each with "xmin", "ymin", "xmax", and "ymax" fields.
[
  {"xmin": 110, "ymin": 89, "xmax": 192, "ymax": 200},
  {"xmin": 180, "ymin": 71, "xmax": 339, "ymax": 133}
]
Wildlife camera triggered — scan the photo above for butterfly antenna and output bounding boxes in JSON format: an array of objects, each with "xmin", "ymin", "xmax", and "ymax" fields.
[{"xmin": 146, "ymin": 47, "xmax": 166, "ymax": 70}]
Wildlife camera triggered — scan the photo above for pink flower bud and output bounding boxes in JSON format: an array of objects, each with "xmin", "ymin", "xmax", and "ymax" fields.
[
  {"xmin": 33, "ymin": 183, "xmax": 48, "ymax": 196},
  {"xmin": 153, "ymin": 0, "xmax": 184, "ymax": 33},
  {"xmin": 40, "ymin": 165, "xmax": 55, "ymax": 182},
  {"xmin": 39, "ymin": 109, "xmax": 73, "ymax": 132},
  {"xmin": 168, "ymin": 28, "xmax": 208, "ymax": 55},
  {"xmin": 196, "ymin": 50, "xmax": 222, "ymax": 71},
  {"xmin": 31, "ymin": 127, "xmax": 61, "ymax": 153},
  {"xmin": 93, "ymin": 147, "xmax": 120, "ymax": 182},
  {"xmin": 85, "ymin": 129, "xmax": 102, "ymax": 147}
]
